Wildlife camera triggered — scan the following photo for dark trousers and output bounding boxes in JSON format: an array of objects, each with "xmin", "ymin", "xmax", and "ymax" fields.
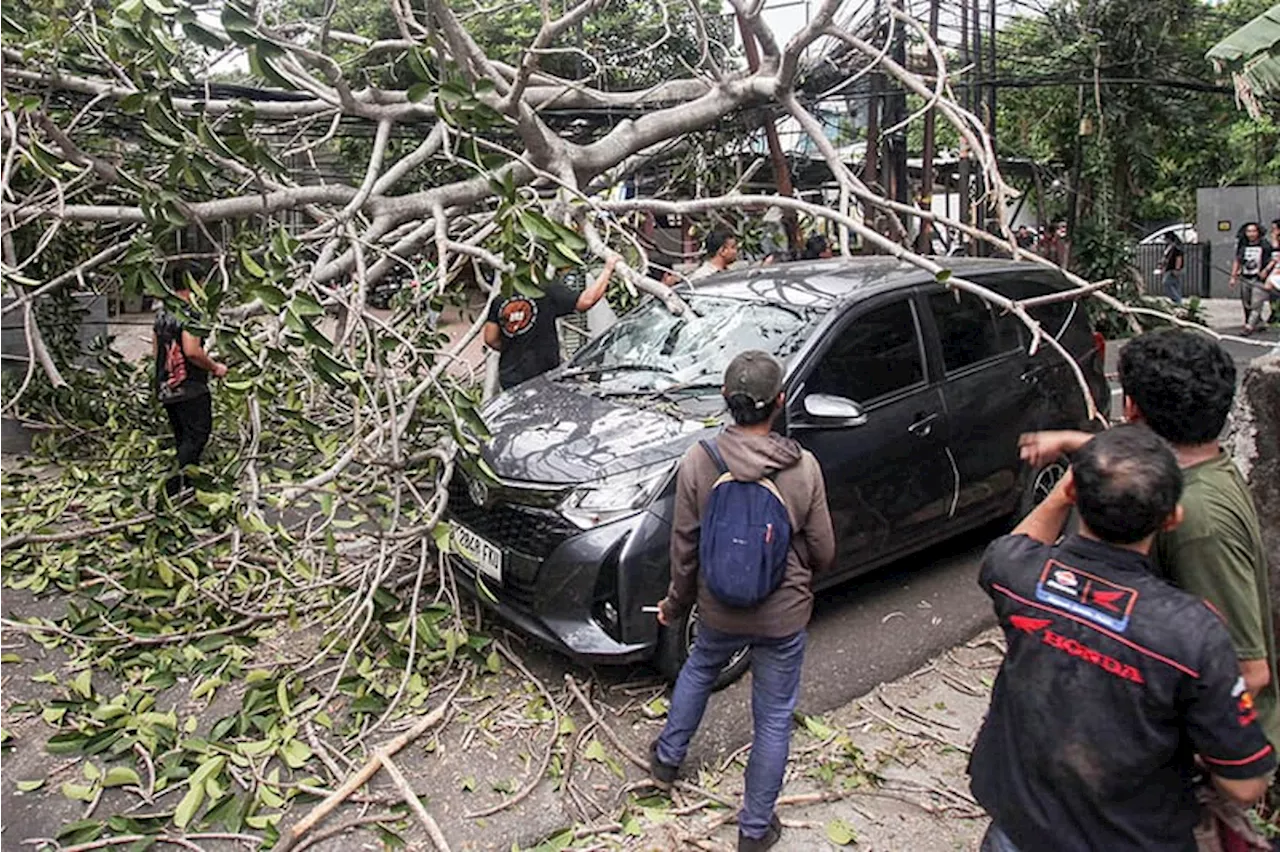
[
  {"xmin": 655, "ymin": 626, "xmax": 806, "ymax": 840},
  {"xmin": 164, "ymin": 393, "xmax": 212, "ymax": 495},
  {"xmin": 980, "ymin": 824, "xmax": 1022, "ymax": 852}
]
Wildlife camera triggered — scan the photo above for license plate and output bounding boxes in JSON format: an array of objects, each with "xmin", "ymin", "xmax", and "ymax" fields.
[{"xmin": 452, "ymin": 525, "xmax": 502, "ymax": 584}]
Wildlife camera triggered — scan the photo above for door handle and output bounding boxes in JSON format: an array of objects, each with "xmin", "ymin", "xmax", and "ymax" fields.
[{"xmin": 908, "ymin": 412, "xmax": 939, "ymax": 437}]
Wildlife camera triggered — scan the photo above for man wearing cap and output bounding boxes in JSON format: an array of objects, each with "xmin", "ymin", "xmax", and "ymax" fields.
[
  {"xmin": 649, "ymin": 350, "xmax": 836, "ymax": 852},
  {"xmin": 969, "ymin": 425, "xmax": 1275, "ymax": 851}
]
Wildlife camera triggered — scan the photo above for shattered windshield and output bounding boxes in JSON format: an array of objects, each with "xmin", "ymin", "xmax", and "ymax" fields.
[{"xmin": 563, "ymin": 296, "xmax": 818, "ymax": 391}]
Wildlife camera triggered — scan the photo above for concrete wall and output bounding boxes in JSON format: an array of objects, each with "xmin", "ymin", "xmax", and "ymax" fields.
[
  {"xmin": 0, "ymin": 293, "xmax": 109, "ymax": 370},
  {"xmin": 1195, "ymin": 186, "xmax": 1280, "ymax": 298}
]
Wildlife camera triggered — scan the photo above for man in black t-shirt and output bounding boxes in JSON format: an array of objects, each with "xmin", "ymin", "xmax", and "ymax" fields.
[
  {"xmin": 1159, "ymin": 232, "xmax": 1184, "ymax": 305},
  {"xmin": 1231, "ymin": 222, "xmax": 1267, "ymax": 332},
  {"xmin": 483, "ymin": 256, "xmax": 616, "ymax": 390},
  {"xmin": 153, "ymin": 274, "xmax": 228, "ymax": 497},
  {"xmin": 968, "ymin": 425, "xmax": 1275, "ymax": 852}
]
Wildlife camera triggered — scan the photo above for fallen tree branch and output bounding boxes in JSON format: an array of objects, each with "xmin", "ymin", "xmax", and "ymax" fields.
[
  {"xmin": 379, "ymin": 753, "xmax": 451, "ymax": 852},
  {"xmin": 274, "ymin": 673, "xmax": 468, "ymax": 852}
]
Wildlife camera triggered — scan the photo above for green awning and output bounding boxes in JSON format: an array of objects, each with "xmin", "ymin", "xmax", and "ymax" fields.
[{"xmin": 1207, "ymin": 3, "xmax": 1280, "ymax": 118}]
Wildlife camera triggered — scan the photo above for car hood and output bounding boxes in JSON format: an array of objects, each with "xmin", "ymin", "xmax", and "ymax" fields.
[{"xmin": 479, "ymin": 376, "xmax": 714, "ymax": 485}]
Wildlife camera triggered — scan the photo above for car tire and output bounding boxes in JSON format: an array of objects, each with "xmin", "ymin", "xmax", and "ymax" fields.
[
  {"xmin": 1014, "ymin": 455, "xmax": 1070, "ymax": 520},
  {"xmin": 655, "ymin": 602, "xmax": 751, "ymax": 691}
]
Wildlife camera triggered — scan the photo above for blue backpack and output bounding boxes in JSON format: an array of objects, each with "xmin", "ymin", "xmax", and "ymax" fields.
[{"xmin": 698, "ymin": 438, "xmax": 792, "ymax": 608}]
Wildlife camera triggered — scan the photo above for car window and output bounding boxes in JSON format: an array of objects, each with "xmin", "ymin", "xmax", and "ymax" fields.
[
  {"xmin": 928, "ymin": 290, "xmax": 1020, "ymax": 373},
  {"xmin": 984, "ymin": 277, "xmax": 1071, "ymax": 339},
  {"xmin": 567, "ymin": 295, "xmax": 816, "ymax": 388},
  {"xmin": 806, "ymin": 299, "xmax": 924, "ymax": 404}
]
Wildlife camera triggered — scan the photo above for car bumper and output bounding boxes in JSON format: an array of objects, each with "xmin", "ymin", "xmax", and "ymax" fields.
[{"xmin": 447, "ymin": 504, "xmax": 672, "ymax": 666}]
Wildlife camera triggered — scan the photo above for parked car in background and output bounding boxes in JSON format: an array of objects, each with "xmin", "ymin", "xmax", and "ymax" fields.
[
  {"xmin": 445, "ymin": 258, "xmax": 1109, "ymax": 685},
  {"xmin": 1139, "ymin": 223, "xmax": 1197, "ymax": 245}
]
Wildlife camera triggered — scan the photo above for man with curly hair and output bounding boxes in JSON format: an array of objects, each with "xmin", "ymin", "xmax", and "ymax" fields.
[{"xmin": 1019, "ymin": 330, "xmax": 1278, "ymax": 749}]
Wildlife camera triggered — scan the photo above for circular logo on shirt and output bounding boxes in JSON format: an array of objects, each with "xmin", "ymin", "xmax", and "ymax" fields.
[{"xmin": 499, "ymin": 297, "xmax": 538, "ymax": 337}]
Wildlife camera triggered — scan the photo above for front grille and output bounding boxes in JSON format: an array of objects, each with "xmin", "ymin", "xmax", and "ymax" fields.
[{"xmin": 446, "ymin": 476, "xmax": 576, "ymax": 561}]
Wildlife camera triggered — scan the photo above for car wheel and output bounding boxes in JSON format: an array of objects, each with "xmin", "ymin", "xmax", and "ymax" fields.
[
  {"xmin": 1015, "ymin": 455, "xmax": 1069, "ymax": 520},
  {"xmin": 655, "ymin": 602, "xmax": 751, "ymax": 691}
]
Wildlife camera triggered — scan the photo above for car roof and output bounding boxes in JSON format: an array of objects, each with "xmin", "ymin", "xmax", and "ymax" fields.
[{"xmin": 681, "ymin": 256, "xmax": 1064, "ymax": 310}]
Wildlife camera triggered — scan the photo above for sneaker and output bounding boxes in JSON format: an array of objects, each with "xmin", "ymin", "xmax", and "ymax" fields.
[
  {"xmin": 738, "ymin": 814, "xmax": 783, "ymax": 852},
  {"xmin": 648, "ymin": 740, "xmax": 678, "ymax": 789}
]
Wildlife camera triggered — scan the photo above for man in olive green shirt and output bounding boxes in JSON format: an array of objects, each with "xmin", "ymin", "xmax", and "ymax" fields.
[{"xmin": 1019, "ymin": 329, "xmax": 1278, "ymax": 748}]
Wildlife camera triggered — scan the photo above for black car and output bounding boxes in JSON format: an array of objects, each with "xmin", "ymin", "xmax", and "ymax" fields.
[{"xmin": 446, "ymin": 258, "xmax": 1109, "ymax": 683}]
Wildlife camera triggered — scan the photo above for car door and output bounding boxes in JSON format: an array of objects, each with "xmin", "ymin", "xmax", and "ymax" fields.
[
  {"xmin": 920, "ymin": 285, "xmax": 1032, "ymax": 522},
  {"xmin": 787, "ymin": 294, "xmax": 957, "ymax": 576}
]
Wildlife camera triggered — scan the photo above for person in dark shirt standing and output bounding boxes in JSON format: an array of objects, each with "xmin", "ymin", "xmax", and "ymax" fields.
[
  {"xmin": 1230, "ymin": 221, "xmax": 1267, "ymax": 333},
  {"xmin": 153, "ymin": 271, "xmax": 228, "ymax": 497},
  {"xmin": 483, "ymin": 256, "xmax": 616, "ymax": 390},
  {"xmin": 969, "ymin": 425, "xmax": 1275, "ymax": 852},
  {"xmin": 1159, "ymin": 231, "xmax": 1185, "ymax": 305}
]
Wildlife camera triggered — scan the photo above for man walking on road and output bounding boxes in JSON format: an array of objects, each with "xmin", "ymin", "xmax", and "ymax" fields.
[
  {"xmin": 1020, "ymin": 329, "xmax": 1279, "ymax": 751},
  {"xmin": 970, "ymin": 425, "xmax": 1275, "ymax": 852},
  {"xmin": 153, "ymin": 269, "xmax": 228, "ymax": 498},
  {"xmin": 650, "ymin": 350, "xmax": 835, "ymax": 852}
]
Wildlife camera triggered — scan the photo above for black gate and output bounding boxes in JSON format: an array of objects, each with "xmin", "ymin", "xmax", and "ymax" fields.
[{"xmin": 1134, "ymin": 242, "xmax": 1211, "ymax": 298}]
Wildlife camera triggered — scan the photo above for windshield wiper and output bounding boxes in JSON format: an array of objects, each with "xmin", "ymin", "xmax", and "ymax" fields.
[
  {"xmin": 559, "ymin": 363, "xmax": 672, "ymax": 381},
  {"xmin": 597, "ymin": 380, "xmax": 722, "ymax": 401}
]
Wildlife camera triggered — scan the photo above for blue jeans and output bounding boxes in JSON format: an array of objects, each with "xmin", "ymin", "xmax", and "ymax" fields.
[
  {"xmin": 655, "ymin": 626, "xmax": 806, "ymax": 840},
  {"xmin": 1162, "ymin": 271, "xmax": 1183, "ymax": 304},
  {"xmin": 980, "ymin": 824, "xmax": 1022, "ymax": 852}
]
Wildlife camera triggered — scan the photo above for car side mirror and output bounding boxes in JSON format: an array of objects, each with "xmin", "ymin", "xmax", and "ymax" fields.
[{"xmin": 803, "ymin": 393, "xmax": 867, "ymax": 425}]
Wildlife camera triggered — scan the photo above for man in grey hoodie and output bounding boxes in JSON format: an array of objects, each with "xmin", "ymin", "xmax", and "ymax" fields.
[{"xmin": 652, "ymin": 350, "xmax": 836, "ymax": 852}]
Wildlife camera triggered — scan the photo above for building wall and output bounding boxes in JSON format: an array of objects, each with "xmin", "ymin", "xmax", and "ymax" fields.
[{"xmin": 1195, "ymin": 186, "xmax": 1280, "ymax": 298}]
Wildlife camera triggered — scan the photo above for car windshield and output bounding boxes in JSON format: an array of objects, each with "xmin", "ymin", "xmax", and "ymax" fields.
[{"xmin": 564, "ymin": 295, "xmax": 817, "ymax": 390}]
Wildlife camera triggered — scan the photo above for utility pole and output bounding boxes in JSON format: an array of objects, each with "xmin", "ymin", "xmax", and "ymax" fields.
[
  {"xmin": 987, "ymin": 0, "xmax": 997, "ymax": 153},
  {"xmin": 918, "ymin": 0, "xmax": 940, "ymax": 253},
  {"xmin": 865, "ymin": 0, "xmax": 882, "ymax": 193},
  {"xmin": 885, "ymin": 1, "xmax": 908, "ymax": 209},
  {"xmin": 971, "ymin": 0, "xmax": 984, "ymax": 254},
  {"xmin": 958, "ymin": 0, "xmax": 971, "ymax": 238},
  {"xmin": 735, "ymin": 12, "xmax": 802, "ymax": 255}
]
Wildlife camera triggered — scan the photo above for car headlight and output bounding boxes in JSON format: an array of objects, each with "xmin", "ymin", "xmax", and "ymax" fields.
[{"xmin": 559, "ymin": 460, "xmax": 677, "ymax": 530}]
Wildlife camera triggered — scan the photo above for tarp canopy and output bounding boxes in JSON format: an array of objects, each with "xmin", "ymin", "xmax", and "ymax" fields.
[{"xmin": 1207, "ymin": 3, "xmax": 1280, "ymax": 119}]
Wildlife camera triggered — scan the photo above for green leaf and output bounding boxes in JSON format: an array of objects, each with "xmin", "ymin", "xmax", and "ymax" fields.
[
  {"xmin": 70, "ymin": 669, "xmax": 92, "ymax": 699},
  {"xmin": 934, "ymin": 268, "xmax": 952, "ymax": 283},
  {"xmin": 461, "ymin": 775, "xmax": 476, "ymax": 792},
  {"xmin": 16, "ymin": 779, "xmax": 45, "ymax": 792},
  {"xmin": 280, "ymin": 739, "xmax": 312, "ymax": 770},
  {"xmin": 485, "ymin": 651, "xmax": 502, "ymax": 674},
  {"xmin": 825, "ymin": 817, "xmax": 858, "ymax": 845},
  {"xmin": 174, "ymin": 782, "xmax": 205, "ymax": 829},
  {"xmin": 183, "ymin": 21, "xmax": 226, "ymax": 50},
  {"xmin": 800, "ymin": 713, "xmax": 836, "ymax": 740},
  {"xmin": 290, "ymin": 292, "xmax": 324, "ymax": 317},
  {"xmin": 240, "ymin": 250, "xmax": 267, "ymax": 279},
  {"xmin": 103, "ymin": 767, "xmax": 142, "ymax": 788},
  {"xmin": 407, "ymin": 82, "xmax": 433, "ymax": 103},
  {"xmin": 61, "ymin": 782, "xmax": 97, "ymax": 802}
]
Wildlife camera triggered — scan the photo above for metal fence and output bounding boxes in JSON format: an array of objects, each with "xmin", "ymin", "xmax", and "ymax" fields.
[{"xmin": 1133, "ymin": 242, "xmax": 1211, "ymax": 299}]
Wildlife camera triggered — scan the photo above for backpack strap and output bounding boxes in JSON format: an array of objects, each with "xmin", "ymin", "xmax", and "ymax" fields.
[{"xmin": 699, "ymin": 438, "xmax": 729, "ymax": 476}]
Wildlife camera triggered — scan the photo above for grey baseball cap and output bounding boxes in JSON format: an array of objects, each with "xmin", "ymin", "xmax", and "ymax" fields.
[{"xmin": 723, "ymin": 350, "xmax": 784, "ymax": 408}]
